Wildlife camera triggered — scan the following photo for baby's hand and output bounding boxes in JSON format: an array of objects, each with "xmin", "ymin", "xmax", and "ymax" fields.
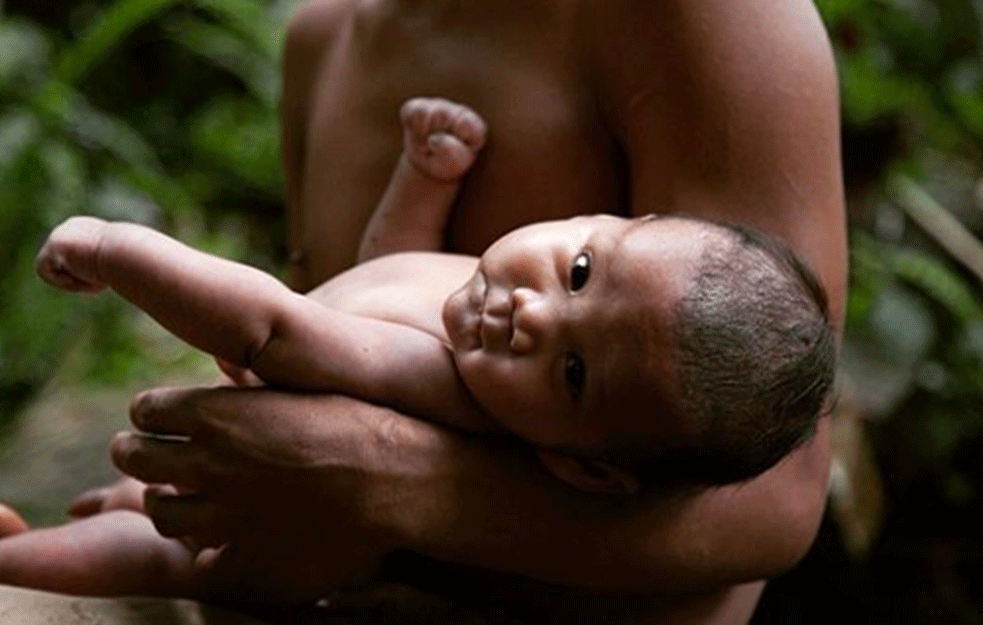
[
  {"xmin": 36, "ymin": 216, "xmax": 110, "ymax": 292},
  {"xmin": 400, "ymin": 97, "xmax": 487, "ymax": 182}
]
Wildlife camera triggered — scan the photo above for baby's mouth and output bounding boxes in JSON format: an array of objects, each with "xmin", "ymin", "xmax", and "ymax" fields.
[
  {"xmin": 479, "ymin": 286, "xmax": 514, "ymax": 351},
  {"xmin": 466, "ymin": 270, "xmax": 489, "ymax": 348}
]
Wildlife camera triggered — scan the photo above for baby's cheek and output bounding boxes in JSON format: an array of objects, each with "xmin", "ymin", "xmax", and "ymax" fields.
[
  {"xmin": 455, "ymin": 355, "xmax": 514, "ymax": 427},
  {"xmin": 474, "ymin": 361, "xmax": 565, "ymax": 444}
]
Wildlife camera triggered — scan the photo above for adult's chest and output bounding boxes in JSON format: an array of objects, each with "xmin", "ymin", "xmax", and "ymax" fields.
[{"xmin": 299, "ymin": 16, "xmax": 626, "ymax": 275}]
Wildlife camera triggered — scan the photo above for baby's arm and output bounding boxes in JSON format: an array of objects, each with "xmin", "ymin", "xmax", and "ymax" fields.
[
  {"xmin": 357, "ymin": 98, "xmax": 486, "ymax": 262},
  {"xmin": 36, "ymin": 218, "xmax": 488, "ymax": 430}
]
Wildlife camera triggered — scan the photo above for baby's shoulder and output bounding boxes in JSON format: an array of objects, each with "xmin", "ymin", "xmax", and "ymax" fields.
[
  {"xmin": 350, "ymin": 252, "xmax": 477, "ymax": 283},
  {"xmin": 306, "ymin": 253, "xmax": 475, "ymax": 337},
  {"xmin": 308, "ymin": 253, "xmax": 476, "ymax": 310}
]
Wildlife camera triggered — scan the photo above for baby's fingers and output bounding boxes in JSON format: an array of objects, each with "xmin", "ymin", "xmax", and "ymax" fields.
[
  {"xmin": 449, "ymin": 107, "xmax": 487, "ymax": 151},
  {"xmin": 35, "ymin": 216, "xmax": 109, "ymax": 292},
  {"xmin": 35, "ymin": 240, "xmax": 105, "ymax": 293},
  {"xmin": 35, "ymin": 249, "xmax": 104, "ymax": 292}
]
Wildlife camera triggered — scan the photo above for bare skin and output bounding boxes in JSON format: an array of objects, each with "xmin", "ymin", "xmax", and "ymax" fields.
[
  {"xmin": 33, "ymin": 210, "xmax": 701, "ymax": 466},
  {"xmin": 0, "ymin": 0, "xmax": 846, "ymax": 623},
  {"xmin": 9, "ymin": 208, "xmax": 738, "ymax": 600},
  {"xmin": 33, "ymin": 98, "xmax": 700, "ymax": 471},
  {"xmin": 283, "ymin": 2, "xmax": 839, "ymax": 620},
  {"xmin": 249, "ymin": 0, "xmax": 848, "ymax": 595},
  {"xmin": 4, "ymin": 93, "xmax": 816, "ymax": 599},
  {"xmin": 121, "ymin": 0, "xmax": 844, "ymax": 621}
]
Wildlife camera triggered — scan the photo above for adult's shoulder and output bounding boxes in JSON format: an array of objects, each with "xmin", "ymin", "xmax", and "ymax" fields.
[
  {"xmin": 586, "ymin": 0, "xmax": 838, "ymax": 140},
  {"xmin": 281, "ymin": 0, "xmax": 355, "ymax": 120},
  {"xmin": 586, "ymin": 0, "xmax": 846, "ymax": 328},
  {"xmin": 284, "ymin": 0, "xmax": 354, "ymax": 52}
]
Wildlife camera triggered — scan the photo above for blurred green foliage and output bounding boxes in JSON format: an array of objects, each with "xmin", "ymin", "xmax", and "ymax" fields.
[
  {"xmin": 819, "ymin": 0, "xmax": 983, "ymax": 505},
  {"xmin": 0, "ymin": 0, "xmax": 294, "ymax": 418},
  {"xmin": 764, "ymin": 1, "xmax": 983, "ymax": 621}
]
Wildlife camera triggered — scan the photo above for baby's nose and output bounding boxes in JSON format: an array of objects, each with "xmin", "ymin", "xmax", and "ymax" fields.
[{"xmin": 509, "ymin": 287, "xmax": 553, "ymax": 354}]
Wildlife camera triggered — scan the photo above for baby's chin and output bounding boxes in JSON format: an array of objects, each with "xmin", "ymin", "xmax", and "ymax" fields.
[{"xmin": 441, "ymin": 293, "xmax": 477, "ymax": 352}]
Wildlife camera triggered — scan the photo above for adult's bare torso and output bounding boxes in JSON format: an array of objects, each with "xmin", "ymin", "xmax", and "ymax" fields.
[{"xmin": 287, "ymin": 0, "xmax": 628, "ymax": 292}]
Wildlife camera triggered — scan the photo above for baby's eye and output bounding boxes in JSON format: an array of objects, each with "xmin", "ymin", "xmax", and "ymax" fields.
[
  {"xmin": 564, "ymin": 352, "xmax": 586, "ymax": 401},
  {"xmin": 570, "ymin": 252, "xmax": 591, "ymax": 292}
]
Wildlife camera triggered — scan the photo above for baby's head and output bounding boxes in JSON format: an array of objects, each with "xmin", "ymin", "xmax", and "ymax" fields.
[{"xmin": 442, "ymin": 214, "xmax": 834, "ymax": 494}]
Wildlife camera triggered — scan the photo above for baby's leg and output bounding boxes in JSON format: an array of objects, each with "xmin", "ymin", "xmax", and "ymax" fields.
[
  {"xmin": 67, "ymin": 476, "xmax": 148, "ymax": 517},
  {"xmin": 0, "ymin": 505, "xmax": 197, "ymax": 597},
  {"xmin": 358, "ymin": 98, "xmax": 487, "ymax": 261}
]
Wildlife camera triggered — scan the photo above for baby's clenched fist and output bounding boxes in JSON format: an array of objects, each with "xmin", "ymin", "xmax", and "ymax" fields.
[{"xmin": 36, "ymin": 216, "xmax": 110, "ymax": 292}]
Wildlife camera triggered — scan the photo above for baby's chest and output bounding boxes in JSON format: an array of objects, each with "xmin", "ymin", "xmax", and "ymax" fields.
[{"xmin": 308, "ymin": 254, "xmax": 473, "ymax": 338}]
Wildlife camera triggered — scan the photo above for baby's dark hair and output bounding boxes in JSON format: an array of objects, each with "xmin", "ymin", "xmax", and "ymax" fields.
[{"xmin": 609, "ymin": 216, "xmax": 835, "ymax": 488}]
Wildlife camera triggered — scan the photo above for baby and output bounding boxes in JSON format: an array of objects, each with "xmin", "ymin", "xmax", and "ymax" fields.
[{"xmin": 0, "ymin": 98, "xmax": 833, "ymax": 596}]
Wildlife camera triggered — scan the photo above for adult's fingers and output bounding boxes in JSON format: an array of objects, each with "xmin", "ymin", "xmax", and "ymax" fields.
[
  {"xmin": 111, "ymin": 431, "xmax": 204, "ymax": 488},
  {"xmin": 67, "ymin": 488, "xmax": 112, "ymax": 518},
  {"xmin": 196, "ymin": 542, "xmax": 331, "ymax": 604},
  {"xmin": 128, "ymin": 386, "xmax": 220, "ymax": 437},
  {"xmin": 144, "ymin": 486, "xmax": 239, "ymax": 546}
]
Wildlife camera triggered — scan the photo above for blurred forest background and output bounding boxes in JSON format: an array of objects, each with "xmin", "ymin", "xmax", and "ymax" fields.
[{"xmin": 0, "ymin": 0, "xmax": 981, "ymax": 622}]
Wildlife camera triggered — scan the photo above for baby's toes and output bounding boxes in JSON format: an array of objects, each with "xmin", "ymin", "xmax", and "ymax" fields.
[
  {"xmin": 401, "ymin": 98, "xmax": 486, "ymax": 150},
  {"xmin": 420, "ymin": 132, "xmax": 478, "ymax": 181},
  {"xmin": 448, "ymin": 106, "xmax": 487, "ymax": 151},
  {"xmin": 0, "ymin": 504, "xmax": 30, "ymax": 538}
]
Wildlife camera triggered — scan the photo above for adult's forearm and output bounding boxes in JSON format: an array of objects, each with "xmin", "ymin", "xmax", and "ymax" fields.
[
  {"xmin": 334, "ymin": 399, "xmax": 831, "ymax": 593},
  {"xmin": 119, "ymin": 386, "xmax": 829, "ymax": 595}
]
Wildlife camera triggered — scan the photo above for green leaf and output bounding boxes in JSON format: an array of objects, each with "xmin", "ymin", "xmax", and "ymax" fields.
[
  {"xmin": 193, "ymin": 0, "xmax": 283, "ymax": 58},
  {"xmin": 891, "ymin": 248, "xmax": 983, "ymax": 324},
  {"xmin": 0, "ymin": 19, "xmax": 50, "ymax": 94},
  {"xmin": 189, "ymin": 97, "xmax": 281, "ymax": 195},
  {"xmin": 31, "ymin": 81, "xmax": 162, "ymax": 170},
  {"xmin": 0, "ymin": 109, "xmax": 41, "ymax": 169},
  {"xmin": 54, "ymin": 0, "xmax": 188, "ymax": 86},
  {"xmin": 167, "ymin": 16, "xmax": 280, "ymax": 104},
  {"xmin": 36, "ymin": 138, "xmax": 89, "ymax": 225}
]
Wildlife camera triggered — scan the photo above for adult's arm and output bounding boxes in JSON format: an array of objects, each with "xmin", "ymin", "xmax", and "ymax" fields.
[
  {"xmin": 117, "ymin": 387, "xmax": 829, "ymax": 593},
  {"xmin": 593, "ymin": 0, "xmax": 847, "ymax": 582}
]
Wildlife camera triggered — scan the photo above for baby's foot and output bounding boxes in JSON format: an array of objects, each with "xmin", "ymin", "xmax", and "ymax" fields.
[
  {"xmin": 400, "ymin": 97, "xmax": 487, "ymax": 183},
  {"xmin": 0, "ymin": 504, "xmax": 29, "ymax": 538},
  {"xmin": 68, "ymin": 477, "xmax": 148, "ymax": 517}
]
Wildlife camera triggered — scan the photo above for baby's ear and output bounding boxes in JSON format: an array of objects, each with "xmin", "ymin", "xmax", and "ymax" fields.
[{"xmin": 536, "ymin": 450, "xmax": 640, "ymax": 496}]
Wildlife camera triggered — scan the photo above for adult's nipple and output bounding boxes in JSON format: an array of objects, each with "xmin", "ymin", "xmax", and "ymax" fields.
[{"xmin": 288, "ymin": 249, "xmax": 306, "ymax": 266}]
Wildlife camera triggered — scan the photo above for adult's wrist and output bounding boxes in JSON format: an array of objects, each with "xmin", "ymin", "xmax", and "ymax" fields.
[{"xmin": 331, "ymin": 401, "xmax": 471, "ymax": 554}]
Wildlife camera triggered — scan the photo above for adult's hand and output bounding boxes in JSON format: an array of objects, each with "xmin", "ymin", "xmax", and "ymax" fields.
[
  {"xmin": 110, "ymin": 385, "xmax": 468, "ymax": 602},
  {"xmin": 110, "ymin": 383, "xmax": 832, "ymax": 599}
]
